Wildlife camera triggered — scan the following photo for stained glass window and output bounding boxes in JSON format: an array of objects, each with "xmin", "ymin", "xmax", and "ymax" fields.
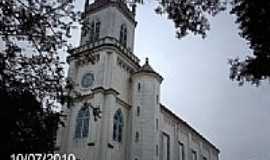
[
  {"xmin": 136, "ymin": 106, "xmax": 140, "ymax": 116},
  {"xmin": 75, "ymin": 106, "xmax": 90, "ymax": 138},
  {"xmin": 178, "ymin": 142, "xmax": 184, "ymax": 160},
  {"xmin": 120, "ymin": 24, "xmax": 128, "ymax": 47},
  {"xmin": 113, "ymin": 109, "xmax": 124, "ymax": 142},
  {"xmin": 135, "ymin": 132, "xmax": 139, "ymax": 142},
  {"xmin": 192, "ymin": 150, "xmax": 197, "ymax": 160},
  {"xmin": 95, "ymin": 21, "xmax": 101, "ymax": 40},
  {"xmin": 89, "ymin": 20, "xmax": 101, "ymax": 42}
]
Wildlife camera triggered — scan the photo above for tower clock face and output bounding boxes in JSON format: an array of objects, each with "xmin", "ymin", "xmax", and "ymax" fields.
[{"xmin": 81, "ymin": 73, "xmax": 94, "ymax": 88}]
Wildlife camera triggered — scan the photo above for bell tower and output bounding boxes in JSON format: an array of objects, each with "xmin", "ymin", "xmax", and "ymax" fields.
[
  {"xmin": 80, "ymin": 0, "xmax": 137, "ymax": 52},
  {"xmin": 66, "ymin": 0, "xmax": 140, "ymax": 96}
]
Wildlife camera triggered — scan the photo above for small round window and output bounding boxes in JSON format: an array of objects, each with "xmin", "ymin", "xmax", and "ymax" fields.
[{"xmin": 81, "ymin": 73, "xmax": 94, "ymax": 88}]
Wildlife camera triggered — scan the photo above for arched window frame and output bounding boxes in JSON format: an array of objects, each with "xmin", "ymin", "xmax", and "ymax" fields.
[
  {"xmin": 95, "ymin": 20, "xmax": 101, "ymax": 40},
  {"xmin": 74, "ymin": 106, "xmax": 90, "ymax": 138},
  {"xmin": 89, "ymin": 21, "xmax": 95, "ymax": 42},
  {"xmin": 88, "ymin": 19, "xmax": 101, "ymax": 42},
  {"xmin": 135, "ymin": 131, "xmax": 139, "ymax": 142},
  {"xmin": 81, "ymin": 20, "xmax": 88, "ymax": 37},
  {"xmin": 136, "ymin": 106, "xmax": 140, "ymax": 116},
  {"xmin": 137, "ymin": 82, "xmax": 141, "ymax": 91},
  {"xmin": 120, "ymin": 24, "xmax": 128, "ymax": 47},
  {"xmin": 113, "ymin": 109, "xmax": 124, "ymax": 142}
]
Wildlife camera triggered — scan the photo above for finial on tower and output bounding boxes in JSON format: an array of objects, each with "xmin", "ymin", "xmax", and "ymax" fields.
[
  {"xmin": 145, "ymin": 57, "xmax": 149, "ymax": 64},
  {"xmin": 131, "ymin": 3, "xmax": 137, "ymax": 15},
  {"xmin": 137, "ymin": 57, "xmax": 163, "ymax": 82},
  {"xmin": 84, "ymin": 0, "xmax": 89, "ymax": 10}
]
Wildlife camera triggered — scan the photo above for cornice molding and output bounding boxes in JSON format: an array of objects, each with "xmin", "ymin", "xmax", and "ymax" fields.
[
  {"xmin": 67, "ymin": 37, "xmax": 140, "ymax": 67},
  {"xmin": 116, "ymin": 97, "xmax": 131, "ymax": 109},
  {"xmin": 91, "ymin": 86, "xmax": 120, "ymax": 96},
  {"xmin": 132, "ymin": 71, "xmax": 164, "ymax": 83}
]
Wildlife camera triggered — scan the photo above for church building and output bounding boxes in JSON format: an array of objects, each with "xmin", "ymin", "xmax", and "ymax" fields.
[{"xmin": 57, "ymin": 0, "xmax": 220, "ymax": 160}]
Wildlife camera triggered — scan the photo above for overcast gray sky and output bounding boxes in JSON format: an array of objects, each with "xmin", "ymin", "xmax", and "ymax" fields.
[{"xmin": 71, "ymin": 1, "xmax": 270, "ymax": 160}]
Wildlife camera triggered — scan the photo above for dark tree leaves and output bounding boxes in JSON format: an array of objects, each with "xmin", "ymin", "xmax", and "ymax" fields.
[
  {"xmin": 153, "ymin": 0, "xmax": 226, "ymax": 38},
  {"xmin": 0, "ymin": 0, "xmax": 79, "ymax": 156},
  {"xmin": 229, "ymin": 0, "xmax": 270, "ymax": 86},
  {"xmin": 0, "ymin": 0, "xmax": 79, "ymax": 103},
  {"xmin": 147, "ymin": 0, "xmax": 269, "ymax": 86},
  {"xmin": 0, "ymin": 88, "xmax": 62, "ymax": 159}
]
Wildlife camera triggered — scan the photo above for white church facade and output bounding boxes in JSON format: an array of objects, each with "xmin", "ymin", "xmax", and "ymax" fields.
[{"xmin": 57, "ymin": 0, "xmax": 220, "ymax": 160}]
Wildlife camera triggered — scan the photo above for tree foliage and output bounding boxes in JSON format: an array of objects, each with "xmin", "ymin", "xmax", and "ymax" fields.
[
  {"xmin": 229, "ymin": 0, "xmax": 270, "ymax": 85},
  {"xmin": 146, "ymin": 0, "xmax": 269, "ymax": 85},
  {"xmin": 0, "ymin": 0, "xmax": 78, "ymax": 100},
  {"xmin": 0, "ymin": 88, "xmax": 62, "ymax": 159},
  {"xmin": 142, "ymin": 0, "xmax": 269, "ymax": 85},
  {"xmin": 152, "ymin": 0, "xmax": 226, "ymax": 38},
  {"xmin": 0, "ymin": 0, "xmax": 79, "ymax": 157}
]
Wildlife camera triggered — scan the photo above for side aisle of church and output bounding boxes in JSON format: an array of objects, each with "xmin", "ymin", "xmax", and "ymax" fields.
[{"xmin": 57, "ymin": 1, "xmax": 220, "ymax": 160}]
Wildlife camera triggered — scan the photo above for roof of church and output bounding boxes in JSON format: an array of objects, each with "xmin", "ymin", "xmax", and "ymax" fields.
[{"xmin": 160, "ymin": 104, "xmax": 220, "ymax": 153}]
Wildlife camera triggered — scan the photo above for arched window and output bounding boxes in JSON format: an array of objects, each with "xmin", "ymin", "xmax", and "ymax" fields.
[
  {"xmin": 74, "ymin": 106, "xmax": 90, "ymax": 138},
  {"xmin": 135, "ymin": 131, "xmax": 139, "ymax": 142},
  {"xmin": 137, "ymin": 82, "xmax": 141, "ymax": 92},
  {"xmin": 113, "ymin": 109, "xmax": 124, "ymax": 142},
  {"xmin": 119, "ymin": 24, "xmax": 127, "ymax": 47},
  {"xmin": 89, "ymin": 21, "xmax": 95, "ymax": 42},
  {"xmin": 136, "ymin": 106, "xmax": 140, "ymax": 116},
  {"xmin": 95, "ymin": 21, "xmax": 101, "ymax": 40},
  {"xmin": 89, "ymin": 20, "xmax": 101, "ymax": 42},
  {"xmin": 81, "ymin": 20, "xmax": 88, "ymax": 37}
]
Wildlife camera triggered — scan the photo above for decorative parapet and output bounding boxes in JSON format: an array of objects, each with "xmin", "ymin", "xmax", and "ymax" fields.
[{"xmin": 68, "ymin": 36, "xmax": 140, "ymax": 65}]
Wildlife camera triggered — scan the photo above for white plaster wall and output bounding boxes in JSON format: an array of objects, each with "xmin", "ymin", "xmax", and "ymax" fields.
[
  {"xmin": 110, "ymin": 103, "xmax": 130, "ymax": 160},
  {"xmin": 61, "ymin": 99, "xmax": 99, "ymax": 160},
  {"xmin": 111, "ymin": 7, "xmax": 136, "ymax": 51},
  {"xmin": 111, "ymin": 53, "xmax": 134, "ymax": 103},
  {"xmin": 159, "ymin": 112, "xmax": 176, "ymax": 160},
  {"xmin": 63, "ymin": 45, "xmax": 219, "ymax": 160},
  {"xmin": 201, "ymin": 142, "xmax": 210, "ymax": 160},
  {"xmin": 159, "ymin": 110, "xmax": 219, "ymax": 160},
  {"xmin": 131, "ymin": 74, "xmax": 161, "ymax": 160},
  {"xmin": 80, "ymin": 7, "xmax": 112, "ymax": 46},
  {"xmin": 67, "ymin": 50, "xmax": 105, "ymax": 95},
  {"xmin": 178, "ymin": 127, "xmax": 189, "ymax": 160},
  {"xmin": 61, "ymin": 49, "xmax": 111, "ymax": 160}
]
